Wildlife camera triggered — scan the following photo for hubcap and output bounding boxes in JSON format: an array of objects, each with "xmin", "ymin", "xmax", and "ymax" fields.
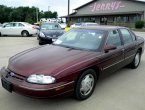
[
  {"xmin": 23, "ymin": 32, "xmax": 27, "ymax": 37},
  {"xmin": 80, "ymin": 74, "xmax": 94, "ymax": 96},
  {"xmin": 135, "ymin": 53, "xmax": 140, "ymax": 67}
]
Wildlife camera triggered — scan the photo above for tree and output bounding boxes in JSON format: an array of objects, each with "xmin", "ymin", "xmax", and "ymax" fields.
[{"xmin": 0, "ymin": 5, "xmax": 58, "ymax": 24}]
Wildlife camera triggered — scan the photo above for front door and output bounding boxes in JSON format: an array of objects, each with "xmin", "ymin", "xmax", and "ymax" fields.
[{"xmin": 99, "ymin": 30, "xmax": 124, "ymax": 78}]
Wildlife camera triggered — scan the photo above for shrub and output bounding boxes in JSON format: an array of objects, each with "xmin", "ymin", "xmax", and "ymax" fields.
[{"xmin": 135, "ymin": 21, "xmax": 144, "ymax": 29}]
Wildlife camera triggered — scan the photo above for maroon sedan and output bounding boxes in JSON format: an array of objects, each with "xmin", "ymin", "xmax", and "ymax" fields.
[{"xmin": 1, "ymin": 26, "xmax": 144, "ymax": 100}]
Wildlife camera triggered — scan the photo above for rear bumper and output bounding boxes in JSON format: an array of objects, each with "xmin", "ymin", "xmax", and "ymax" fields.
[{"xmin": 0, "ymin": 68, "xmax": 74, "ymax": 98}]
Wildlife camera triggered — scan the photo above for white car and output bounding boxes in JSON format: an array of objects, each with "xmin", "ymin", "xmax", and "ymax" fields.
[
  {"xmin": 59, "ymin": 23, "xmax": 67, "ymax": 29},
  {"xmin": 81, "ymin": 22, "xmax": 99, "ymax": 27},
  {"xmin": 0, "ymin": 23, "xmax": 3, "ymax": 27},
  {"xmin": 0, "ymin": 22, "xmax": 37, "ymax": 37},
  {"xmin": 71, "ymin": 22, "xmax": 99, "ymax": 28},
  {"xmin": 71, "ymin": 23, "xmax": 82, "ymax": 28}
]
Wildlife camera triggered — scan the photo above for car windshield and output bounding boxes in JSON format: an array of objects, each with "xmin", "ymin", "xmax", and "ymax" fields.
[
  {"xmin": 41, "ymin": 23, "xmax": 61, "ymax": 30},
  {"xmin": 54, "ymin": 29, "xmax": 105, "ymax": 51}
]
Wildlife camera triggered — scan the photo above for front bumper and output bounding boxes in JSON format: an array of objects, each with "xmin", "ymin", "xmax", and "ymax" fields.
[
  {"xmin": 0, "ymin": 68, "xmax": 74, "ymax": 98},
  {"xmin": 38, "ymin": 36, "xmax": 57, "ymax": 44}
]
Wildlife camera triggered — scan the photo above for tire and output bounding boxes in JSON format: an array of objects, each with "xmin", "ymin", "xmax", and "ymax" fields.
[
  {"xmin": 74, "ymin": 69, "xmax": 97, "ymax": 100},
  {"xmin": 39, "ymin": 40, "xmax": 43, "ymax": 45},
  {"xmin": 21, "ymin": 31, "xmax": 29, "ymax": 37},
  {"xmin": 0, "ymin": 32, "xmax": 1, "ymax": 37},
  {"xmin": 130, "ymin": 50, "xmax": 141, "ymax": 69}
]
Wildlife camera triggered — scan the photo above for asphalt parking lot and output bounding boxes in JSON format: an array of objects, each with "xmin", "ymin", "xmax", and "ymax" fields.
[{"xmin": 0, "ymin": 32, "xmax": 145, "ymax": 110}]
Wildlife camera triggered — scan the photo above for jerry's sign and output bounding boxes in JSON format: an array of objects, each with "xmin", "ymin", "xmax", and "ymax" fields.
[{"xmin": 90, "ymin": 1, "xmax": 125, "ymax": 12}]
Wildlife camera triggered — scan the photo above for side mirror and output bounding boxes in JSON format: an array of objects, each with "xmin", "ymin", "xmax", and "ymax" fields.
[{"xmin": 104, "ymin": 45, "xmax": 117, "ymax": 53}]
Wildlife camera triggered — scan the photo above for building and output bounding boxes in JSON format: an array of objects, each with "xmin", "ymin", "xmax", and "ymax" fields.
[
  {"xmin": 40, "ymin": 18, "xmax": 62, "ymax": 23},
  {"xmin": 63, "ymin": 0, "xmax": 145, "ymax": 27}
]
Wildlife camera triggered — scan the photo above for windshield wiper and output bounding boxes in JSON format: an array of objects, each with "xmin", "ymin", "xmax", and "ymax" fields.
[{"xmin": 53, "ymin": 43, "xmax": 89, "ymax": 51}]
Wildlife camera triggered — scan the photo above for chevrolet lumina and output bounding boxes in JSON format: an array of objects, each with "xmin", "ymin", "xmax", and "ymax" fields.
[{"xmin": 1, "ymin": 26, "xmax": 144, "ymax": 100}]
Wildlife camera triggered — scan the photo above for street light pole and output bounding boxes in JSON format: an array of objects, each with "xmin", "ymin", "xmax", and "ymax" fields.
[{"xmin": 67, "ymin": 0, "xmax": 70, "ymax": 26}]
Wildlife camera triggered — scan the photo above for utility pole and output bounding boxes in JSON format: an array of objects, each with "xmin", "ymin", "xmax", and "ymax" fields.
[
  {"xmin": 48, "ymin": 6, "xmax": 50, "ymax": 12},
  {"xmin": 36, "ymin": 7, "xmax": 39, "ymax": 23},
  {"xmin": 67, "ymin": 0, "xmax": 70, "ymax": 26}
]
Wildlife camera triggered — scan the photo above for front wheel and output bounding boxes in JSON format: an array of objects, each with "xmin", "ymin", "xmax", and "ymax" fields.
[
  {"xmin": 130, "ymin": 51, "xmax": 141, "ymax": 69},
  {"xmin": 74, "ymin": 69, "xmax": 97, "ymax": 100}
]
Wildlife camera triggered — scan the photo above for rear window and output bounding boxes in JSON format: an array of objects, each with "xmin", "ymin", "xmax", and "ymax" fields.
[{"xmin": 41, "ymin": 23, "xmax": 61, "ymax": 30}]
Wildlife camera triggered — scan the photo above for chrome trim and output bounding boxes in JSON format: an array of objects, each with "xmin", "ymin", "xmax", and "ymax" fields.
[
  {"xmin": 124, "ymin": 54, "xmax": 135, "ymax": 60},
  {"xmin": 18, "ymin": 81, "xmax": 75, "ymax": 91},
  {"xmin": 103, "ymin": 59, "xmax": 124, "ymax": 70},
  {"xmin": 103, "ymin": 54, "xmax": 135, "ymax": 70}
]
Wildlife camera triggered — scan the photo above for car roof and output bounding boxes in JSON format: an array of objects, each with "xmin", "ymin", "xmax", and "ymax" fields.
[{"xmin": 74, "ymin": 25, "xmax": 127, "ymax": 31}]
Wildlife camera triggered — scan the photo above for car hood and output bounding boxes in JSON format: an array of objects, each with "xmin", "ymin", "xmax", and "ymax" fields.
[
  {"xmin": 41, "ymin": 30, "xmax": 64, "ymax": 37},
  {"xmin": 8, "ymin": 45, "xmax": 100, "ymax": 77}
]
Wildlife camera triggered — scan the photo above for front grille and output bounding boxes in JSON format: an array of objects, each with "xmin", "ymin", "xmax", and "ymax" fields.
[{"xmin": 6, "ymin": 69, "xmax": 26, "ymax": 81}]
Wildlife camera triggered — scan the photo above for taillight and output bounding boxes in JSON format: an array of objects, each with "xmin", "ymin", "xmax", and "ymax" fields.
[{"xmin": 32, "ymin": 26, "xmax": 37, "ymax": 29}]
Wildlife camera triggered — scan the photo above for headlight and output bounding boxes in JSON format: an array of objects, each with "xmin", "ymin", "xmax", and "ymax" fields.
[
  {"xmin": 27, "ymin": 74, "xmax": 56, "ymax": 84},
  {"xmin": 39, "ymin": 32, "xmax": 45, "ymax": 37}
]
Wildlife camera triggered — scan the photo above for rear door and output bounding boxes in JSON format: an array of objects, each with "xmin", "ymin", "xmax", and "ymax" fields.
[
  {"xmin": 119, "ymin": 28, "xmax": 137, "ymax": 65},
  {"xmin": 12, "ymin": 23, "xmax": 25, "ymax": 35}
]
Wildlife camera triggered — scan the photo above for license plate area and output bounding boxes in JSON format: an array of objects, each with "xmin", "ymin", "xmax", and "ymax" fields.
[{"xmin": 1, "ymin": 78, "xmax": 13, "ymax": 92}]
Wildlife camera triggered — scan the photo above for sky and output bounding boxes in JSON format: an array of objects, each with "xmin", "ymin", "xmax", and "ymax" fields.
[
  {"xmin": 1, "ymin": 0, "xmax": 145, "ymax": 17},
  {"xmin": 1, "ymin": 0, "xmax": 92, "ymax": 17}
]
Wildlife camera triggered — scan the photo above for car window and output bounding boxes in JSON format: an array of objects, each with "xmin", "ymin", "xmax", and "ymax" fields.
[
  {"xmin": 5, "ymin": 23, "xmax": 13, "ymax": 27},
  {"xmin": 120, "ymin": 29, "xmax": 133, "ymax": 44},
  {"xmin": 18, "ymin": 23, "xmax": 24, "ymax": 27},
  {"xmin": 107, "ymin": 30, "xmax": 121, "ymax": 47},
  {"xmin": 130, "ymin": 31, "xmax": 136, "ymax": 41},
  {"xmin": 12, "ymin": 23, "xmax": 17, "ymax": 27}
]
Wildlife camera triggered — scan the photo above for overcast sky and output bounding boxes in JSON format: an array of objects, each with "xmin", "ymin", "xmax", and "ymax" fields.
[{"xmin": 1, "ymin": 0, "xmax": 145, "ymax": 17}]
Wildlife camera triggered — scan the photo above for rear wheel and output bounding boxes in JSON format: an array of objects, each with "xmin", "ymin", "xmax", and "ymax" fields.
[
  {"xmin": 74, "ymin": 69, "xmax": 97, "ymax": 100},
  {"xmin": 0, "ymin": 32, "xmax": 1, "ymax": 37},
  {"xmin": 21, "ymin": 31, "xmax": 29, "ymax": 37},
  {"xmin": 130, "ymin": 51, "xmax": 141, "ymax": 69}
]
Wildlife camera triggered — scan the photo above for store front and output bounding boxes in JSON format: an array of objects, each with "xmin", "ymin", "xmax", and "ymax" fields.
[{"xmin": 63, "ymin": 0, "xmax": 145, "ymax": 27}]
